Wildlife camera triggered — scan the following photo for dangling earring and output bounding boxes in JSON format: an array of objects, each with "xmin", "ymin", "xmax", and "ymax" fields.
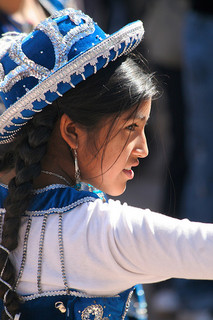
[{"xmin": 73, "ymin": 149, "xmax": 81, "ymax": 189}]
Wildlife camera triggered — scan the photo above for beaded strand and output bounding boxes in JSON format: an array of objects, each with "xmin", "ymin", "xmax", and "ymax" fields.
[
  {"xmin": 14, "ymin": 216, "xmax": 32, "ymax": 291},
  {"xmin": 58, "ymin": 213, "xmax": 69, "ymax": 294},
  {"xmin": 37, "ymin": 213, "xmax": 48, "ymax": 294},
  {"xmin": 0, "ymin": 213, "xmax": 3, "ymax": 240}
]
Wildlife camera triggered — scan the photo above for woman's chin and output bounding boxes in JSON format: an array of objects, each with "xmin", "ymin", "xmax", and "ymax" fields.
[{"xmin": 106, "ymin": 185, "xmax": 127, "ymax": 197}]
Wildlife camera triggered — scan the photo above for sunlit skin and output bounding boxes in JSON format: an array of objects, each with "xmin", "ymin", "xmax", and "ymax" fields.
[
  {"xmin": 76, "ymin": 99, "xmax": 151, "ymax": 195},
  {"xmin": 35, "ymin": 98, "xmax": 152, "ymax": 195}
]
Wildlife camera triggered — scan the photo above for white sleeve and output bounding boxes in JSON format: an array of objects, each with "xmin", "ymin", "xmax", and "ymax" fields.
[
  {"xmin": 14, "ymin": 198, "xmax": 213, "ymax": 296},
  {"xmin": 83, "ymin": 199, "xmax": 213, "ymax": 290}
]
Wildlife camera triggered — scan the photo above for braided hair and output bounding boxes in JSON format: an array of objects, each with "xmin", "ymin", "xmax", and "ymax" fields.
[{"xmin": 0, "ymin": 105, "xmax": 59, "ymax": 319}]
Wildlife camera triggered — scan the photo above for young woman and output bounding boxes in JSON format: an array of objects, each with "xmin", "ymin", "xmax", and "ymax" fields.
[{"xmin": 0, "ymin": 8, "xmax": 212, "ymax": 320}]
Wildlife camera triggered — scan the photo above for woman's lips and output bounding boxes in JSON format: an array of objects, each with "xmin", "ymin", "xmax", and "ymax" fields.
[{"xmin": 123, "ymin": 169, "xmax": 134, "ymax": 179}]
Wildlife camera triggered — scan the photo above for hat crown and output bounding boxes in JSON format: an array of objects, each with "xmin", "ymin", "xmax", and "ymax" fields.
[{"xmin": 0, "ymin": 9, "xmax": 95, "ymax": 94}]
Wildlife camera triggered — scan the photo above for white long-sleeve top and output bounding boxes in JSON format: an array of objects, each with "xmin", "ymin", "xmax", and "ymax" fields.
[{"xmin": 9, "ymin": 194, "xmax": 213, "ymax": 297}]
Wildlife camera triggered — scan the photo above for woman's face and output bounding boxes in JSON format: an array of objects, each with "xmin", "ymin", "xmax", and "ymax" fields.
[{"xmin": 77, "ymin": 99, "xmax": 152, "ymax": 196}]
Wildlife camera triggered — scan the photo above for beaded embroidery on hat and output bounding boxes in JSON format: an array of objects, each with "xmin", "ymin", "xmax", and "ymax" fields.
[{"xmin": 0, "ymin": 8, "xmax": 144, "ymax": 144}]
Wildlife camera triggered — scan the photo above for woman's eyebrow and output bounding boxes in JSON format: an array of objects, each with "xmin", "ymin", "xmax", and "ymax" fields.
[{"xmin": 125, "ymin": 113, "xmax": 149, "ymax": 121}]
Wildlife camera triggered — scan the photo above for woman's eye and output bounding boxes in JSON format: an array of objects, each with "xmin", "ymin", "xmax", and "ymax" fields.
[{"xmin": 126, "ymin": 124, "xmax": 138, "ymax": 131}]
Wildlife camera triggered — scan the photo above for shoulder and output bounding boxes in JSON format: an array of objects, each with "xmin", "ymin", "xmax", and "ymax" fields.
[
  {"xmin": 0, "ymin": 184, "xmax": 99, "ymax": 216},
  {"xmin": 86, "ymin": 198, "xmax": 150, "ymax": 219},
  {"xmin": 28, "ymin": 185, "xmax": 99, "ymax": 216},
  {"xmin": 83, "ymin": 198, "xmax": 153, "ymax": 233}
]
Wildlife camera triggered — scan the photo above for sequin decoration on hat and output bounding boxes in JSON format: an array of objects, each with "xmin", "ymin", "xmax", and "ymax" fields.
[{"xmin": 0, "ymin": 8, "xmax": 144, "ymax": 144}]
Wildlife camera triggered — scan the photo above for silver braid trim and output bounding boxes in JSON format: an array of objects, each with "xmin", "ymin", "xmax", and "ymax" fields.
[
  {"xmin": 58, "ymin": 213, "xmax": 69, "ymax": 293},
  {"xmin": 0, "ymin": 277, "xmax": 13, "ymax": 290},
  {"xmin": 0, "ymin": 244, "xmax": 10, "ymax": 255},
  {"xmin": 37, "ymin": 213, "xmax": 48, "ymax": 293},
  {"xmin": 24, "ymin": 196, "xmax": 97, "ymax": 217},
  {"xmin": 0, "ymin": 256, "xmax": 8, "ymax": 278},
  {"xmin": 14, "ymin": 216, "xmax": 32, "ymax": 291},
  {"xmin": 22, "ymin": 289, "xmax": 120, "ymax": 301}
]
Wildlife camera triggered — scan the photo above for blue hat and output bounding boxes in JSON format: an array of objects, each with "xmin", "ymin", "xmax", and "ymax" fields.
[{"xmin": 0, "ymin": 8, "xmax": 144, "ymax": 144}]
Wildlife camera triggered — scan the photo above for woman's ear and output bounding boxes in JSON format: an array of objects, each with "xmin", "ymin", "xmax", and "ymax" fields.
[{"xmin": 60, "ymin": 114, "xmax": 78, "ymax": 148}]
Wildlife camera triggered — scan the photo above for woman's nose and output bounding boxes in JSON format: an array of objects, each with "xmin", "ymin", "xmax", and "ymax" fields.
[{"xmin": 133, "ymin": 133, "xmax": 149, "ymax": 158}]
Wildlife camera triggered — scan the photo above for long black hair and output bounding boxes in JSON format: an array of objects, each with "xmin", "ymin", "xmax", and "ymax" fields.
[{"xmin": 0, "ymin": 52, "xmax": 157, "ymax": 319}]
